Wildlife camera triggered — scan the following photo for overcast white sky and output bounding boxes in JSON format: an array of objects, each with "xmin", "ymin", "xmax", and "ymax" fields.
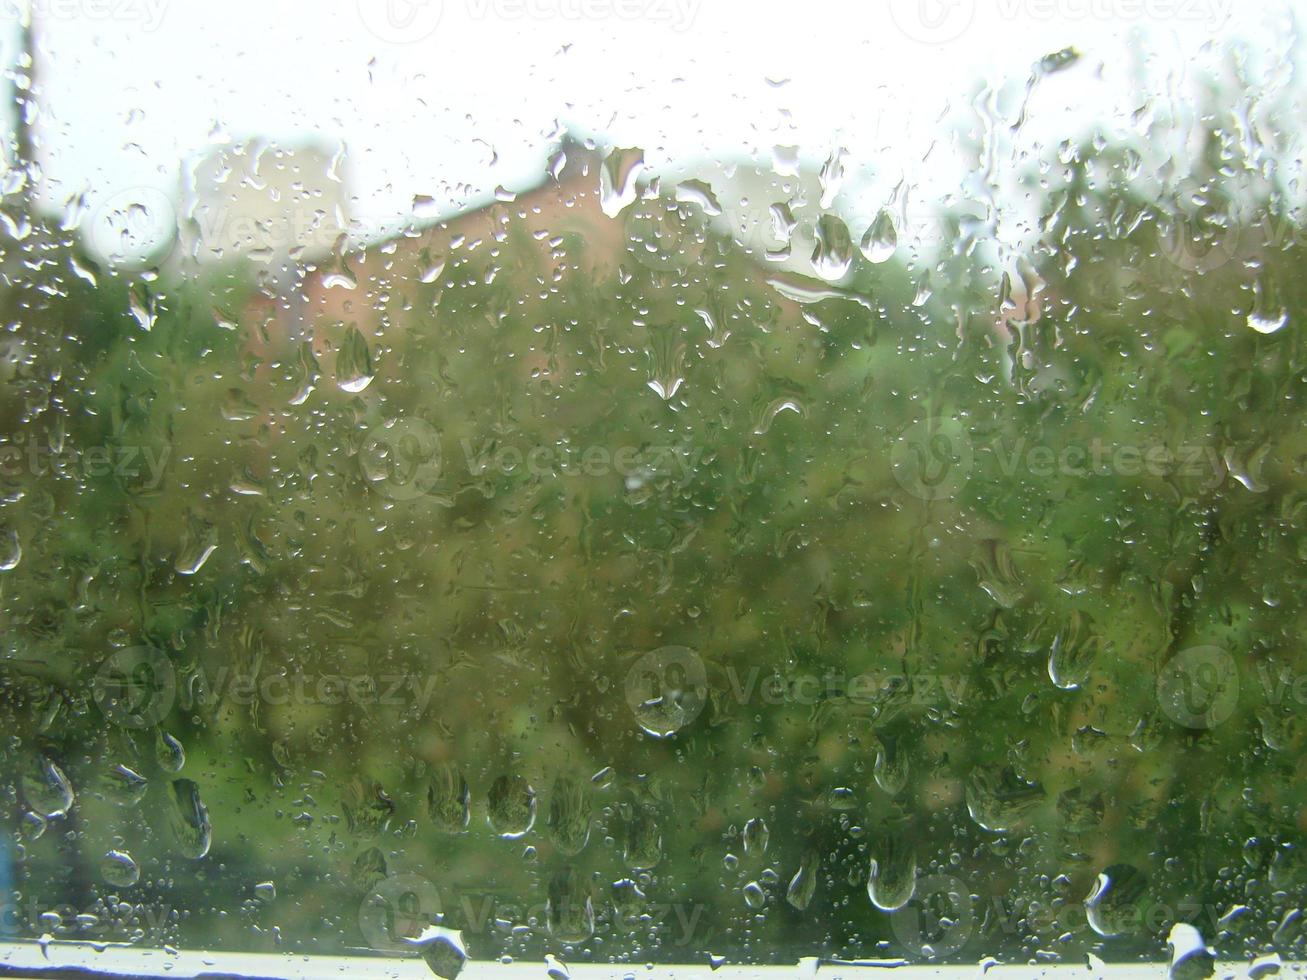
[{"xmin": 5, "ymin": 0, "xmax": 1304, "ymax": 251}]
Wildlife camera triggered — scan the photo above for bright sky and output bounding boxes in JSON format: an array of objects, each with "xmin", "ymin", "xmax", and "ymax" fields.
[{"xmin": 5, "ymin": 0, "xmax": 1303, "ymax": 252}]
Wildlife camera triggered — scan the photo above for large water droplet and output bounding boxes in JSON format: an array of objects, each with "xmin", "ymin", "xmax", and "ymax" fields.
[
  {"xmin": 0, "ymin": 526, "xmax": 20, "ymax": 571},
  {"xmin": 867, "ymin": 838, "xmax": 917, "ymax": 911},
  {"xmin": 336, "ymin": 325, "xmax": 374, "ymax": 392},
  {"xmin": 1085, "ymin": 864, "xmax": 1147, "ymax": 938},
  {"xmin": 547, "ymin": 868, "xmax": 594, "ymax": 942},
  {"xmin": 547, "ymin": 776, "xmax": 591, "ymax": 856},
  {"xmin": 174, "ymin": 514, "xmax": 217, "ymax": 576},
  {"xmin": 785, "ymin": 851, "xmax": 819, "ymax": 911},
  {"xmin": 811, "ymin": 214, "xmax": 854, "ymax": 281},
  {"xmin": 101, "ymin": 764, "xmax": 149, "ymax": 807},
  {"xmin": 1248, "ymin": 309, "xmax": 1288, "ymax": 334},
  {"xmin": 428, "ymin": 765, "xmax": 470, "ymax": 833},
  {"xmin": 623, "ymin": 806, "xmax": 662, "ymax": 870},
  {"xmin": 487, "ymin": 774, "xmax": 535, "ymax": 839},
  {"xmin": 406, "ymin": 925, "xmax": 467, "ymax": 980},
  {"xmin": 155, "ymin": 730, "xmax": 185, "ymax": 772},
  {"xmin": 965, "ymin": 767, "xmax": 1045, "ymax": 833},
  {"xmin": 22, "ymin": 757, "xmax": 74, "ymax": 818},
  {"xmin": 860, "ymin": 209, "xmax": 897, "ymax": 264},
  {"xmin": 873, "ymin": 736, "xmax": 909, "ymax": 796},
  {"xmin": 1047, "ymin": 612, "xmax": 1099, "ymax": 691},
  {"xmin": 819, "ymin": 146, "xmax": 846, "ymax": 209},
  {"xmin": 674, "ymin": 178, "xmax": 722, "ymax": 216},
  {"xmin": 600, "ymin": 147, "xmax": 645, "ymax": 218},
  {"xmin": 742, "ymin": 817, "xmax": 769, "ymax": 855},
  {"xmin": 101, "ymin": 850, "xmax": 140, "ymax": 888},
  {"xmin": 169, "ymin": 778, "xmax": 212, "ymax": 859},
  {"xmin": 1167, "ymin": 923, "xmax": 1215, "ymax": 980}
]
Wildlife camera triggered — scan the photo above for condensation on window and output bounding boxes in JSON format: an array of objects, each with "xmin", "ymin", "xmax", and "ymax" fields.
[{"xmin": 0, "ymin": 1, "xmax": 1305, "ymax": 977}]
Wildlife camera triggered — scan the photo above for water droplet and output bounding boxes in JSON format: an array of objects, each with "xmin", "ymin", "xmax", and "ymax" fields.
[
  {"xmin": 785, "ymin": 851, "xmax": 819, "ymax": 911},
  {"xmin": 600, "ymin": 147, "xmax": 645, "ymax": 218},
  {"xmin": 811, "ymin": 214, "xmax": 854, "ymax": 281},
  {"xmin": 155, "ymin": 730, "xmax": 185, "ymax": 772},
  {"xmin": 547, "ymin": 776, "xmax": 591, "ymax": 856},
  {"xmin": 873, "ymin": 736, "xmax": 909, "ymax": 796},
  {"xmin": 428, "ymin": 765, "xmax": 471, "ymax": 833},
  {"xmin": 420, "ymin": 254, "xmax": 446, "ymax": 284},
  {"xmin": 412, "ymin": 194, "xmax": 441, "ymax": 221},
  {"xmin": 547, "ymin": 868, "xmax": 594, "ymax": 942},
  {"xmin": 101, "ymin": 764, "xmax": 149, "ymax": 807},
  {"xmin": 1167, "ymin": 922, "xmax": 1214, "ymax": 980},
  {"xmin": 22, "ymin": 758, "xmax": 74, "ymax": 818},
  {"xmin": 487, "ymin": 775, "xmax": 535, "ymax": 839},
  {"xmin": 771, "ymin": 145, "xmax": 799, "ymax": 177},
  {"xmin": 405, "ymin": 925, "xmax": 467, "ymax": 980},
  {"xmin": 1047, "ymin": 612, "xmax": 1099, "ymax": 690},
  {"xmin": 674, "ymin": 178, "xmax": 722, "ymax": 216},
  {"xmin": 964, "ymin": 767, "xmax": 1045, "ymax": 833},
  {"xmin": 867, "ymin": 838, "xmax": 916, "ymax": 911},
  {"xmin": 1248, "ymin": 309, "xmax": 1288, "ymax": 334},
  {"xmin": 101, "ymin": 850, "xmax": 140, "ymax": 888},
  {"xmin": 0, "ymin": 526, "xmax": 20, "ymax": 571},
  {"xmin": 765, "ymin": 271, "xmax": 874, "ymax": 311},
  {"xmin": 1085, "ymin": 864, "xmax": 1147, "ymax": 938},
  {"xmin": 819, "ymin": 146, "xmax": 846, "ymax": 209},
  {"xmin": 860, "ymin": 209, "xmax": 897, "ymax": 264},
  {"xmin": 742, "ymin": 817, "xmax": 769, "ymax": 855},
  {"xmin": 174, "ymin": 514, "xmax": 217, "ymax": 576},
  {"xmin": 169, "ymin": 778, "xmax": 212, "ymax": 859},
  {"xmin": 753, "ymin": 397, "xmax": 804, "ymax": 435},
  {"xmin": 623, "ymin": 806, "xmax": 662, "ymax": 870},
  {"xmin": 336, "ymin": 325, "xmax": 374, "ymax": 392}
]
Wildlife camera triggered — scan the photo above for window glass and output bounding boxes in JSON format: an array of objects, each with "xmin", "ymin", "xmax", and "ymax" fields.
[{"xmin": 0, "ymin": 1, "xmax": 1304, "ymax": 975}]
